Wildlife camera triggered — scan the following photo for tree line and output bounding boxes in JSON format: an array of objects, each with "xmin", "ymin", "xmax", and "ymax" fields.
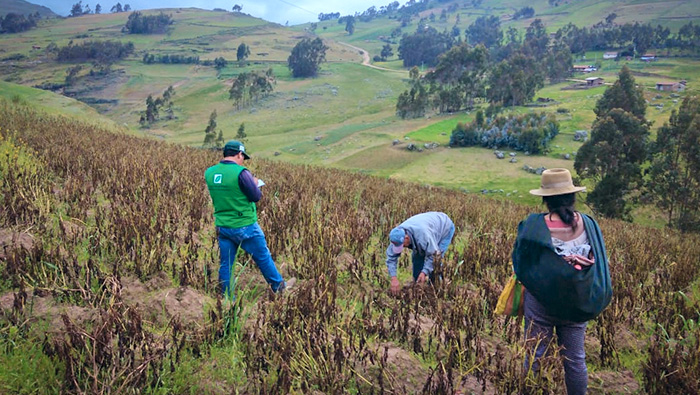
[
  {"xmin": 395, "ymin": 13, "xmax": 700, "ymax": 118},
  {"xmin": 139, "ymin": 86, "xmax": 175, "ymax": 127},
  {"xmin": 56, "ymin": 40, "xmax": 134, "ymax": 65},
  {"xmin": 228, "ymin": 69, "xmax": 276, "ymax": 110},
  {"xmin": 142, "ymin": 53, "xmax": 199, "ymax": 65},
  {"xmin": 318, "ymin": 12, "xmax": 340, "ymax": 21},
  {"xmin": 512, "ymin": 6, "xmax": 535, "ymax": 20},
  {"xmin": 0, "ymin": 12, "xmax": 40, "ymax": 34},
  {"xmin": 397, "ymin": 14, "xmax": 700, "ymax": 75},
  {"xmin": 49, "ymin": 40, "xmax": 244, "ymax": 75},
  {"xmin": 319, "ymin": 0, "xmax": 435, "ymax": 35},
  {"xmin": 571, "ymin": 65, "xmax": 700, "ymax": 233},
  {"xmin": 123, "ymin": 12, "xmax": 173, "ymax": 34},
  {"xmin": 318, "ymin": 1, "xmax": 400, "ymax": 23},
  {"xmin": 396, "ymin": 18, "xmax": 566, "ymax": 117},
  {"xmin": 555, "ymin": 20, "xmax": 700, "ymax": 56},
  {"xmin": 69, "ymin": 1, "xmax": 131, "ymax": 17}
]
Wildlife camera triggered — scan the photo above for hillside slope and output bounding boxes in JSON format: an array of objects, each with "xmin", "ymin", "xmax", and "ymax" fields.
[
  {"xmin": 1, "ymin": 3, "xmax": 699, "ymax": 213},
  {"xmin": 1, "ymin": 101, "xmax": 700, "ymax": 392},
  {"xmin": 0, "ymin": 80, "xmax": 122, "ymax": 125},
  {"xmin": 0, "ymin": 0, "xmax": 57, "ymax": 17}
]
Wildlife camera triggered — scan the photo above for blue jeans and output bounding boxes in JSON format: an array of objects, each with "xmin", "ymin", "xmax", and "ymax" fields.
[
  {"xmin": 411, "ymin": 223, "xmax": 455, "ymax": 280},
  {"xmin": 217, "ymin": 222, "xmax": 284, "ymax": 296},
  {"xmin": 524, "ymin": 291, "xmax": 588, "ymax": 395}
]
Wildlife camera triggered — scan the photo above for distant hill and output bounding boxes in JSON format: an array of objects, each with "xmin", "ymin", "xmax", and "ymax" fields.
[
  {"xmin": 2, "ymin": 4, "xmax": 699, "ymax": 218},
  {"xmin": 0, "ymin": 0, "xmax": 57, "ymax": 18}
]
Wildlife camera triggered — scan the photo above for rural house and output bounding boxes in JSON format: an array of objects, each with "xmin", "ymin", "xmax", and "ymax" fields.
[
  {"xmin": 586, "ymin": 77, "xmax": 604, "ymax": 87},
  {"xmin": 656, "ymin": 80, "xmax": 686, "ymax": 92},
  {"xmin": 573, "ymin": 65, "xmax": 596, "ymax": 73},
  {"xmin": 641, "ymin": 53, "xmax": 656, "ymax": 61},
  {"xmin": 603, "ymin": 52, "xmax": 618, "ymax": 59}
]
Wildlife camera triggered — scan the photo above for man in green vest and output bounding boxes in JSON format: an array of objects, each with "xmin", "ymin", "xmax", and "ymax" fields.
[{"xmin": 205, "ymin": 140, "xmax": 291, "ymax": 298}]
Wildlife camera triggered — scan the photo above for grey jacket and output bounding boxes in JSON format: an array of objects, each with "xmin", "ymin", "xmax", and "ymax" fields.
[{"xmin": 386, "ymin": 212, "xmax": 454, "ymax": 277}]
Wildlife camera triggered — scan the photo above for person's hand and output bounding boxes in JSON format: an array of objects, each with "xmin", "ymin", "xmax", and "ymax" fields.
[
  {"xmin": 252, "ymin": 176, "xmax": 259, "ymax": 186},
  {"xmin": 390, "ymin": 276, "xmax": 400, "ymax": 295},
  {"xmin": 416, "ymin": 272, "xmax": 428, "ymax": 284}
]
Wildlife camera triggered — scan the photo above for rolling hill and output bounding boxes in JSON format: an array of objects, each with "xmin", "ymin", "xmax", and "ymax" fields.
[
  {"xmin": 0, "ymin": 0, "xmax": 57, "ymax": 17},
  {"xmin": 1, "ymin": 4, "xmax": 700, "ymax": 390},
  {"xmin": 1, "ymin": 94, "xmax": 700, "ymax": 393},
  {"xmin": 1, "ymin": 0, "xmax": 699, "ymax": 217}
]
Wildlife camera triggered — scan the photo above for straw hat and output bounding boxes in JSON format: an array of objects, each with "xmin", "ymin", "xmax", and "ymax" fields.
[{"xmin": 529, "ymin": 168, "xmax": 586, "ymax": 196}]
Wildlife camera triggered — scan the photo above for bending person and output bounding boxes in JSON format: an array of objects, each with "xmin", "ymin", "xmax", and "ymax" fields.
[{"xmin": 386, "ymin": 211, "xmax": 455, "ymax": 295}]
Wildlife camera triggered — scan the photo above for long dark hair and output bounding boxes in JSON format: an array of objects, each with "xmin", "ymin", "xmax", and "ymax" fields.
[{"xmin": 543, "ymin": 193, "xmax": 577, "ymax": 230}]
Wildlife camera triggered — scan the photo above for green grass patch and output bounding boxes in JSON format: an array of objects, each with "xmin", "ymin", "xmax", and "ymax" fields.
[
  {"xmin": 0, "ymin": 129, "xmax": 44, "ymax": 176},
  {"xmin": 4, "ymin": 5, "xmax": 700, "ymax": 229},
  {"xmin": 282, "ymin": 122, "xmax": 386, "ymax": 154},
  {"xmin": 336, "ymin": 143, "xmax": 420, "ymax": 176},
  {"xmin": 0, "ymin": 330, "xmax": 63, "ymax": 394},
  {"xmin": 406, "ymin": 113, "xmax": 476, "ymax": 144},
  {"xmin": 0, "ymin": 81, "xmax": 113, "ymax": 122},
  {"xmin": 149, "ymin": 341, "xmax": 244, "ymax": 394}
]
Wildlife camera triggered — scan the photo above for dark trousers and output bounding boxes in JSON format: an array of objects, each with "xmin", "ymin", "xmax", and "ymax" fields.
[
  {"xmin": 524, "ymin": 291, "xmax": 588, "ymax": 395},
  {"xmin": 217, "ymin": 222, "xmax": 284, "ymax": 296}
]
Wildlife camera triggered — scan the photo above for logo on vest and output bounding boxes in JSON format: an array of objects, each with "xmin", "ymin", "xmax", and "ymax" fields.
[{"xmin": 213, "ymin": 174, "xmax": 223, "ymax": 184}]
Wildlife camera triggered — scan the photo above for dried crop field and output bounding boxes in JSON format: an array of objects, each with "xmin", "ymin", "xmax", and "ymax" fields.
[{"xmin": 1, "ymin": 100, "xmax": 699, "ymax": 393}]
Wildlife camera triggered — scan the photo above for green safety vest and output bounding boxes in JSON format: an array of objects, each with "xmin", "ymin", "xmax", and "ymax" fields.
[{"xmin": 205, "ymin": 162, "xmax": 257, "ymax": 228}]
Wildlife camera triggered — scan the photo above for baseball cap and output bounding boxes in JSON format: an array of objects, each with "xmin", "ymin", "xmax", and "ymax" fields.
[
  {"xmin": 223, "ymin": 140, "xmax": 250, "ymax": 160},
  {"xmin": 389, "ymin": 227, "xmax": 406, "ymax": 254}
]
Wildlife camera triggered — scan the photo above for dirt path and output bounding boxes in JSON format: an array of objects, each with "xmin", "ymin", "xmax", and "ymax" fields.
[{"xmin": 338, "ymin": 42, "xmax": 407, "ymax": 74}]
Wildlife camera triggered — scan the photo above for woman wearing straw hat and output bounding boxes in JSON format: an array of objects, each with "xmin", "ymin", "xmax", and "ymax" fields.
[{"xmin": 512, "ymin": 168, "xmax": 612, "ymax": 394}]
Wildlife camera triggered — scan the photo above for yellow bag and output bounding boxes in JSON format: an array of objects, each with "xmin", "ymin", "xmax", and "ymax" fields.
[{"xmin": 495, "ymin": 274, "xmax": 525, "ymax": 317}]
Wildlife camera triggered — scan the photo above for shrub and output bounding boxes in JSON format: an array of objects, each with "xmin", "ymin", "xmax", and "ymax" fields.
[
  {"xmin": 56, "ymin": 40, "xmax": 135, "ymax": 63},
  {"xmin": 123, "ymin": 11, "xmax": 173, "ymax": 34},
  {"xmin": 449, "ymin": 112, "xmax": 559, "ymax": 153}
]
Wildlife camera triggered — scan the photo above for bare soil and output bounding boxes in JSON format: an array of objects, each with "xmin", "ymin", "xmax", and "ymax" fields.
[
  {"xmin": 379, "ymin": 341, "xmax": 430, "ymax": 393},
  {"xmin": 121, "ymin": 271, "xmax": 213, "ymax": 328},
  {"xmin": 0, "ymin": 271, "xmax": 213, "ymax": 334},
  {"xmin": 589, "ymin": 370, "xmax": 640, "ymax": 394},
  {"xmin": 0, "ymin": 228, "xmax": 34, "ymax": 260},
  {"xmin": 458, "ymin": 375, "xmax": 497, "ymax": 395},
  {"xmin": 0, "ymin": 261, "xmax": 644, "ymax": 393},
  {"xmin": 0, "ymin": 289, "xmax": 98, "ymax": 333}
]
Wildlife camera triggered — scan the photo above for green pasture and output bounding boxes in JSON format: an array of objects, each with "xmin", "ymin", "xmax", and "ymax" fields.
[
  {"xmin": 372, "ymin": 59, "xmax": 406, "ymax": 71},
  {"xmin": 536, "ymin": 0, "xmax": 613, "ymax": 30},
  {"xmin": 165, "ymin": 8, "xmax": 268, "ymax": 28},
  {"xmin": 386, "ymin": 145, "xmax": 576, "ymax": 206},
  {"xmin": 3, "ymin": 4, "xmax": 700, "ymax": 222},
  {"xmin": 218, "ymin": 63, "xmax": 291, "ymax": 81},
  {"xmin": 168, "ymin": 62, "xmax": 406, "ymax": 144},
  {"xmin": 0, "ymin": 9, "xmax": 289, "ymax": 63},
  {"xmin": 405, "ymin": 113, "xmax": 475, "ymax": 144},
  {"xmin": 99, "ymin": 58, "xmax": 407, "ymax": 146},
  {"xmin": 335, "ymin": 143, "xmax": 421, "ymax": 177},
  {"xmin": 281, "ymin": 122, "xmax": 387, "ymax": 155},
  {"xmin": 308, "ymin": 0, "xmax": 700, "ymax": 62},
  {"xmin": 0, "ymin": 81, "xmax": 115, "ymax": 123}
]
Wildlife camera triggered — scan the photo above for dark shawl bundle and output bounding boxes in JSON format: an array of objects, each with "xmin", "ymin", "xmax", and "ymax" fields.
[{"xmin": 512, "ymin": 213, "xmax": 612, "ymax": 322}]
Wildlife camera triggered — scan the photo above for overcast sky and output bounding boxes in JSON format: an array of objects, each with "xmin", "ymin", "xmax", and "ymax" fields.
[{"xmin": 29, "ymin": 0, "xmax": 386, "ymax": 25}]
